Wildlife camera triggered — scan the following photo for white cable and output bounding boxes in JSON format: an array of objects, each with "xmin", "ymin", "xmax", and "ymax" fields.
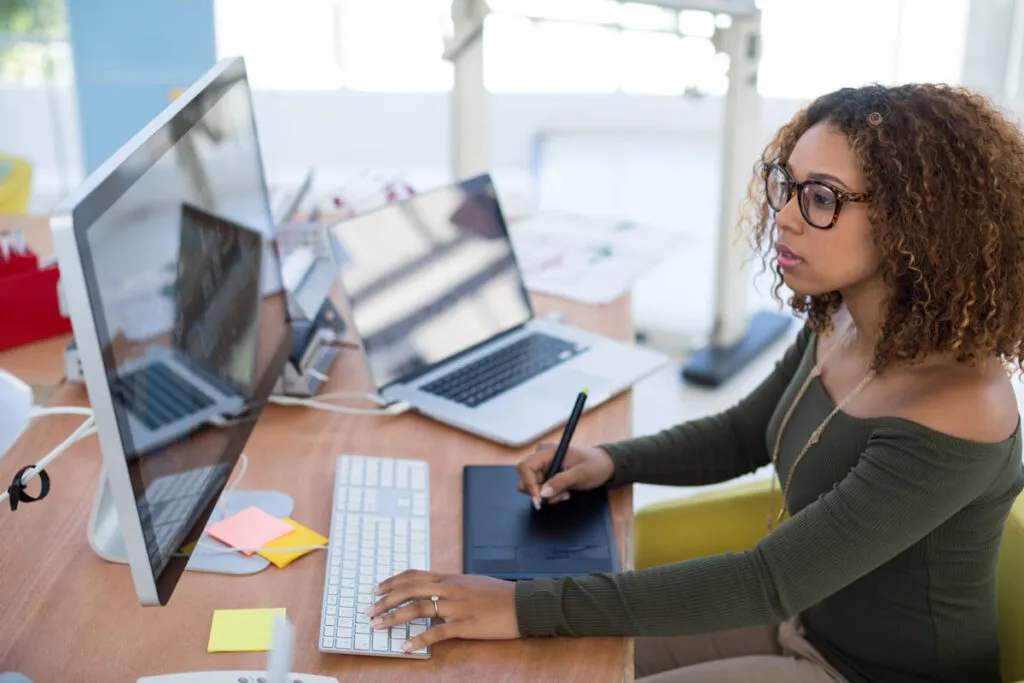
[
  {"xmin": 268, "ymin": 395, "xmax": 411, "ymax": 416},
  {"xmin": 0, "ymin": 415, "xmax": 96, "ymax": 508},
  {"xmin": 304, "ymin": 367, "xmax": 330, "ymax": 383},
  {"xmin": 28, "ymin": 406, "xmax": 95, "ymax": 418},
  {"xmin": 310, "ymin": 391, "xmax": 388, "ymax": 405}
]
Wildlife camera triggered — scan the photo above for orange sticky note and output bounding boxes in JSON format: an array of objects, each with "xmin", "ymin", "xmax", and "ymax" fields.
[{"xmin": 205, "ymin": 506, "xmax": 294, "ymax": 556}]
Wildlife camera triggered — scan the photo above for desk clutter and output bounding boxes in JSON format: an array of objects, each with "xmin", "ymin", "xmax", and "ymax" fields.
[
  {"xmin": 0, "ymin": 58, "xmax": 636, "ymax": 683},
  {"xmin": 508, "ymin": 212, "xmax": 688, "ymax": 305},
  {"xmin": 0, "ymin": 226, "xmax": 71, "ymax": 352},
  {"xmin": 202, "ymin": 506, "xmax": 327, "ymax": 567}
]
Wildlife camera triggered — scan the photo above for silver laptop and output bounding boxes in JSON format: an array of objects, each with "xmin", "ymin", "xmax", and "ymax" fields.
[
  {"xmin": 327, "ymin": 174, "xmax": 668, "ymax": 447},
  {"xmin": 108, "ymin": 203, "xmax": 263, "ymax": 457}
]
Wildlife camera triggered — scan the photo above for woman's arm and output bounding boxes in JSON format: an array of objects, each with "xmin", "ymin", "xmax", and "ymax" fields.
[
  {"xmin": 517, "ymin": 425, "xmax": 1019, "ymax": 637},
  {"xmin": 600, "ymin": 325, "xmax": 813, "ymax": 488}
]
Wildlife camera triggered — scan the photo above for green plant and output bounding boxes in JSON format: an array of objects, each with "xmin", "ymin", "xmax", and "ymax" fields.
[{"xmin": 0, "ymin": 0, "xmax": 66, "ymax": 83}]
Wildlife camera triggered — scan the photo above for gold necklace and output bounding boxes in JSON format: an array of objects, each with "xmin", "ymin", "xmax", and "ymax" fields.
[{"xmin": 766, "ymin": 323, "xmax": 876, "ymax": 534}]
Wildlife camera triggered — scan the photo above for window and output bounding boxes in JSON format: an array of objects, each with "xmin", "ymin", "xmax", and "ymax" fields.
[
  {"xmin": 484, "ymin": 4, "xmax": 723, "ymax": 95},
  {"xmin": 484, "ymin": 15, "xmax": 619, "ymax": 94},
  {"xmin": 0, "ymin": 0, "xmax": 72, "ymax": 85},
  {"xmin": 215, "ymin": 0, "xmax": 452, "ymax": 92},
  {"xmin": 758, "ymin": 0, "xmax": 968, "ymax": 98},
  {"xmin": 215, "ymin": 0, "xmax": 343, "ymax": 90},
  {"xmin": 336, "ymin": 0, "xmax": 452, "ymax": 92}
]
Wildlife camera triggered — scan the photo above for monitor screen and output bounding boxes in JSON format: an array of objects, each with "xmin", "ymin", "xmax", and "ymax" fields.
[
  {"xmin": 64, "ymin": 58, "xmax": 291, "ymax": 601},
  {"xmin": 329, "ymin": 174, "xmax": 533, "ymax": 389}
]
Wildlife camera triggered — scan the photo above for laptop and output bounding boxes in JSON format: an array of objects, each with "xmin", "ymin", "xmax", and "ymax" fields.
[
  {"xmin": 109, "ymin": 204, "xmax": 263, "ymax": 456},
  {"xmin": 328, "ymin": 173, "xmax": 669, "ymax": 447}
]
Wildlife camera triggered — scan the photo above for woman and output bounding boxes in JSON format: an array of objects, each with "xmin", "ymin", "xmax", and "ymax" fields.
[{"xmin": 368, "ymin": 84, "xmax": 1024, "ymax": 683}]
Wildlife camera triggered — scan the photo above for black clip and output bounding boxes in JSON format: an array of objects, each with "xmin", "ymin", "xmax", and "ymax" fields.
[{"xmin": 7, "ymin": 465, "xmax": 50, "ymax": 511}]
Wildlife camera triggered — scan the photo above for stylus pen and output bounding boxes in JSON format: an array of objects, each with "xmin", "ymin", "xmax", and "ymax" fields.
[{"xmin": 541, "ymin": 387, "xmax": 589, "ymax": 504}]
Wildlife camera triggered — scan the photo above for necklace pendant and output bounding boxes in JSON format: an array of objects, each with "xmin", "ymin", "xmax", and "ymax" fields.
[{"xmin": 808, "ymin": 428, "xmax": 822, "ymax": 446}]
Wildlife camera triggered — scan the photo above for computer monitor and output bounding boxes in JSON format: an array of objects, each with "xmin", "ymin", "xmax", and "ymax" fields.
[{"xmin": 51, "ymin": 57, "xmax": 293, "ymax": 606}]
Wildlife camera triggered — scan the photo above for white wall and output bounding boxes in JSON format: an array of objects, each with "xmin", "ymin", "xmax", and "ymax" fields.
[
  {"xmin": 0, "ymin": 84, "xmax": 85, "ymax": 208},
  {"xmin": 0, "ymin": 85, "xmax": 805, "ymax": 212}
]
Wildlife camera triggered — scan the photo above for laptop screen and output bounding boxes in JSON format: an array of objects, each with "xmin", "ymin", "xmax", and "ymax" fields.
[{"xmin": 329, "ymin": 174, "xmax": 533, "ymax": 389}]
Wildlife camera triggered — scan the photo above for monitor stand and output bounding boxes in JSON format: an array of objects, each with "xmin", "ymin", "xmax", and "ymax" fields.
[{"xmin": 87, "ymin": 467, "xmax": 295, "ymax": 575}]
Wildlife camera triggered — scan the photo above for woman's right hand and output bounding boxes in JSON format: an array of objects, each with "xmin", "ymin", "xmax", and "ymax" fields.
[{"xmin": 516, "ymin": 442, "xmax": 615, "ymax": 509}]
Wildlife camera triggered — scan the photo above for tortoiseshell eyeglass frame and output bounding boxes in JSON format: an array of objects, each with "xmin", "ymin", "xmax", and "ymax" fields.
[{"xmin": 761, "ymin": 161, "xmax": 870, "ymax": 230}]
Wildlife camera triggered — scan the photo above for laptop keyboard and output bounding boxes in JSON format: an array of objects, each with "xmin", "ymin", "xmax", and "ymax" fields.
[
  {"xmin": 112, "ymin": 363, "xmax": 215, "ymax": 430},
  {"xmin": 422, "ymin": 333, "xmax": 584, "ymax": 408}
]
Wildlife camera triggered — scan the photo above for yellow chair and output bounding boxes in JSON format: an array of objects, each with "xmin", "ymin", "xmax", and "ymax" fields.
[
  {"xmin": 0, "ymin": 153, "xmax": 32, "ymax": 213},
  {"xmin": 634, "ymin": 479, "xmax": 1024, "ymax": 683}
]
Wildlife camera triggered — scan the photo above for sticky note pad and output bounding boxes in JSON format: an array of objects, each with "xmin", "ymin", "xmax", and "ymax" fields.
[
  {"xmin": 208, "ymin": 608, "xmax": 286, "ymax": 653},
  {"xmin": 257, "ymin": 518, "xmax": 328, "ymax": 568},
  {"xmin": 205, "ymin": 506, "xmax": 294, "ymax": 556}
]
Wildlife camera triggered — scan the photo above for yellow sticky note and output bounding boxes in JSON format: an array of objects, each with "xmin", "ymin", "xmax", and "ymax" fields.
[
  {"xmin": 257, "ymin": 518, "xmax": 328, "ymax": 568},
  {"xmin": 208, "ymin": 608, "xmax": 286, "ymax": 653}
]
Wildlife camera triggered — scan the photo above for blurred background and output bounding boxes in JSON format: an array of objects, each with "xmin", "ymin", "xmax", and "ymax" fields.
[
  {"xmin": 0, "ymin": 0, "xmax": 1011, "ymax": 351},
  {"xmin": 6, "ymin": 0, "xmax": 1024, "ymax": 506}
]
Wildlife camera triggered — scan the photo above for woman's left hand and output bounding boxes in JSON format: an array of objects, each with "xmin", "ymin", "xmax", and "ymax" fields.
[{"xmin": 368, "ymin": 570, "xmax": 520, "ymax": 652}]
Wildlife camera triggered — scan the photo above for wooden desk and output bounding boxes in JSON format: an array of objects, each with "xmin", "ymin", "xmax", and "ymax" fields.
[{"xmin": 0, "ymin": 294, "xmax": 635, "ymax": 683}]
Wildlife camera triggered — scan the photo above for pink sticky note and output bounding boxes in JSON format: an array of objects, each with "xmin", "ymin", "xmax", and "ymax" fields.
[{"xmin": 205, "ymin": 506, "xmax": 295, "ymax": 556}]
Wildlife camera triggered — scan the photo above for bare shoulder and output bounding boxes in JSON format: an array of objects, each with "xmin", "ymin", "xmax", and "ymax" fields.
[{"xmin": 899, "ymin": 360, "xmax": 1019, "ymax": 444}]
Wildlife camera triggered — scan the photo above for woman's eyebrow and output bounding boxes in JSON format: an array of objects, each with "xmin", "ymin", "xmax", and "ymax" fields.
[
  {"xmin": 808, "ymin": 172, "xmax": 852, "ymax": 190},
  {"xmin": 785, "ymin": 162, "xmax": 853, "ymax": 190}
]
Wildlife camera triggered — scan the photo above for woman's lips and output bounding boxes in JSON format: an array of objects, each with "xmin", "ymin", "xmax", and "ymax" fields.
[{"xmin": 776, "ymin": 244, "xmax": 804, "ymax": 268}]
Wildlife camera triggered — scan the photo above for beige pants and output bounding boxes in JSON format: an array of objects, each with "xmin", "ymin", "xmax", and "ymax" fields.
[{"xmin": 635, "ymin": 619, "xmax": 848, "ymax": 683}]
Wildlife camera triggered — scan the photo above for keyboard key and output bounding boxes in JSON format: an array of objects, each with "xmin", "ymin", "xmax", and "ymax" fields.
[
  {"xmin": 396, "ymin": 461, "xmax": 410, "ymax": 489},
  {"xmin": 355, "ymin": 634, "xmax": 371, "ymax": 651},
  {"xmin": 366, "ymin": 459, "xmax": 380, "ymax": 487},
  {"xmin": 373, "ymin": 631, "xmax": 389, "ymax": 652}
]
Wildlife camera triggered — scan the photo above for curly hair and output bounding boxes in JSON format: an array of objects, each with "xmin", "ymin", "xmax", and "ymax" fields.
[{"xmin": 747, "ymin": 83, "xmax": 1024, "ymax": 374}]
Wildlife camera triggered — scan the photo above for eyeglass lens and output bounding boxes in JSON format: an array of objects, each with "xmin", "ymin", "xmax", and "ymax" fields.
[{"xmin": 765, "ymin": 165, "xmax": 838, "ymax": 228}]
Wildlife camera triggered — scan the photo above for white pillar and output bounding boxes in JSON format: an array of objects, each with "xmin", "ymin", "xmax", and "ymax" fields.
[
  {"xmin": 710, "ymin": 10, "xmax": 761, "ymax": 347},
  {"xmin": 446, "ymin": 0, "xmax": 490, "ymax": 180}
]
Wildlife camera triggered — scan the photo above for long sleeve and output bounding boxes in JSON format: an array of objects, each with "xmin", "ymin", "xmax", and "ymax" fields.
[
  {"xmin": 599, "ymin": 324, "xmax": 813, "ymax": 487},
  {"xmin": 516, "ymin": 424, "xmax": 1021, "ymax": 638}
]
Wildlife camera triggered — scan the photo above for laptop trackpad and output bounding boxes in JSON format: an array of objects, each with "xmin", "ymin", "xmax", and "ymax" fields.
[{"xmin": 528, "ymin": 369, "xmax": 611, "ymax": 405}]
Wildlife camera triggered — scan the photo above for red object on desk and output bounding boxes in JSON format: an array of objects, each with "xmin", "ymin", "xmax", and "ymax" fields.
[{"xmin": 0, "ymin": 247, "xmax": 72, "ymax": 351}]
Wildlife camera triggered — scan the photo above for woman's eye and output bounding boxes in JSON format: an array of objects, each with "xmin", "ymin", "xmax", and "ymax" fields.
[{"xmin": 811, "ymin": 189, "xmax": 836, "ymax": 208}]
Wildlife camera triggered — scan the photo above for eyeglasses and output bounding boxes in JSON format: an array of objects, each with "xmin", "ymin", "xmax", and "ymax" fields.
[{"xmin": 761, "ymin": 162, "xmax": 869, "ymax": 230}]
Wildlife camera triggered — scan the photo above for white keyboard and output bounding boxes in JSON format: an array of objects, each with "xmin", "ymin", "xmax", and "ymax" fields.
[{"xmin": 318, "ymin": 455, "xmax": 431, "ymax": 659}]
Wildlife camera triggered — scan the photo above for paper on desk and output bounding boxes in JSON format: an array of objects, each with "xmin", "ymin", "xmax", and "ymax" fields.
[
  {"xmin": 257, "ymin": 518, "xmax": 328, "ymax": 568},
  {"xmin": 208, "ymin": 607, "xmax": 286, "ymax": 652},
  {"xmin": 205, "ymin": 505, "xmax": 295, "ymax": 556},
  {"xmin": 508, "ymin": 213, "xmax": 687, "ymax": 305}
]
